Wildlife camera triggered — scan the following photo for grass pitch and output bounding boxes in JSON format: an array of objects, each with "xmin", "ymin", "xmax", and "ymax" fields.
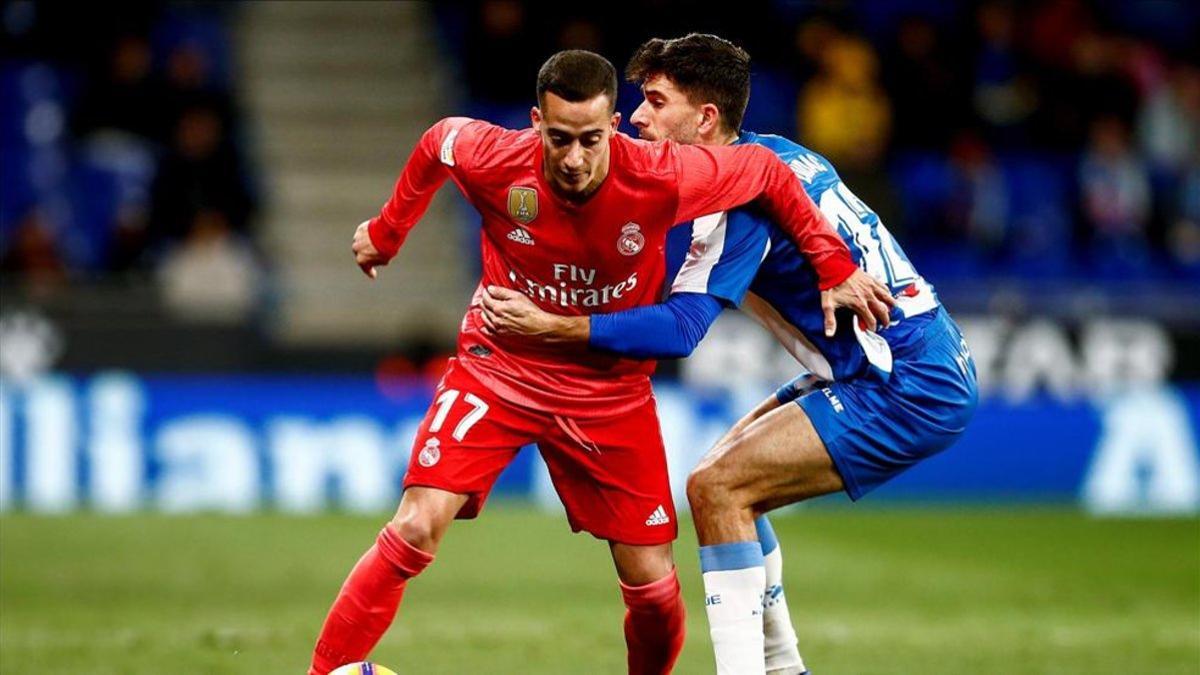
[{"xmin": 1, "ymin": 507, "xmax": 1197, "ymax": 674}]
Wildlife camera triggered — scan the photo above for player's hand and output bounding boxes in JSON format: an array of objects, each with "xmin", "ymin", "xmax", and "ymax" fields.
[
  {"xmin": 480, "ymin": 286, "xmax": 556, "ymax": 337},
  {"xmin": 352, "ymin": 220, "xmax": 390, "ymax": 279},
  {"xmin": 821, "ymin": 268, "xmax": 895, "ymax": 337}
]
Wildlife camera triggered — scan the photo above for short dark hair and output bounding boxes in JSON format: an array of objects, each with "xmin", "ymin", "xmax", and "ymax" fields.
[
  {"xmin": 536, "ymin": 50, "xmax": 618, "ymax": 113},
  {"xmin": 626, "ymin": 33, "xmax": 751, "ymax": 135}
]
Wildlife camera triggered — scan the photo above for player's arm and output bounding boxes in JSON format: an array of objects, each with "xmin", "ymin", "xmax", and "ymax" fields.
[
  {"xmin": 480, "ymin": 286, "xmax": 724, "ymax": 359},
  {"xmin": 481, "ymin": 209, "xmax": 766, "ymax": 357},
  {"xmin": 672, "ymin": 143, "xmax": 894, "ymax": 335},
  {"xmin": 352, "ymin": 117, "xmax": 477, "ymax": 278},
  {"xmin": 672, "ymin": 143, "xmax": 852, "ymax": 287}
]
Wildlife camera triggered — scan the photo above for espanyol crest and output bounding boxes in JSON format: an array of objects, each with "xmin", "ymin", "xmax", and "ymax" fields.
[{"xmin": 617, "ymin": 222, "xmax": 645, "ymax": 256}]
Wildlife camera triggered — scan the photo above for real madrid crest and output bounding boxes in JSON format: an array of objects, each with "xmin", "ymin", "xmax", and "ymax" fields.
[
  {"xmin": 507, "ymin": 186, "xmax": 538, "ymax": 224},
  {"xmin": 418, "ymin": 437, "xmax": 441, "ymax": 467},
  {"xmin": 617, "ymin": 222, "xmax": 645, "ymax": 256}
]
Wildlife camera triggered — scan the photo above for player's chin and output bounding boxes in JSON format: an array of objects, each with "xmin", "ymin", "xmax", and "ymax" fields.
[{"xmin": 556, "ymin": 174, "xmax": 589, "ymax": 192}]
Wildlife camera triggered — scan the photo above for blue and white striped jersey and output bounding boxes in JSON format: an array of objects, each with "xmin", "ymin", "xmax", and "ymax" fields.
[{"xmin": 664, "ymin": 131, "xmax": 941, "ymax": 381}]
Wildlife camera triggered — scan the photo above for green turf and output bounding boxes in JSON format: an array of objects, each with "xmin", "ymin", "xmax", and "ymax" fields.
[{"xmin": 1, "ymin": 507, "xmax": 1197, "ymax": 674}]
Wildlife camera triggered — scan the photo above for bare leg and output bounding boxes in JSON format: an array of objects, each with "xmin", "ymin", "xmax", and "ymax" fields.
[
  {"xmin": 688, "ymin": 402, "xmax": 840, "ymax": 675},
  {"xmin": 687, "ymin": 402, "xmax": 842, "ymax": 547}
]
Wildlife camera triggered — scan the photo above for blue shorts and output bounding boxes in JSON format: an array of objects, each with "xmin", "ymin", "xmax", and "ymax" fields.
[{"xmin": 777, "ymin": 308, "xmax": 978, "ymax": 501}]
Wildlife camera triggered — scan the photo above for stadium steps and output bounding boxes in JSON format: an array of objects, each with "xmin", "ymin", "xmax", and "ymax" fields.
[{"xmin": 237, "ymin": 1, "xmax": 470, "ymax": 347}]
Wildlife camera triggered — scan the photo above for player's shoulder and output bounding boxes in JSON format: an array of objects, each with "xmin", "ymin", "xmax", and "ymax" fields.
[
  {"xmin": 446, "ymin": 118, "xmax": 538, "ymax": 171},
  {"xmin": 741, "ymin": 131, "xmax": 838, "ymax": 185}
]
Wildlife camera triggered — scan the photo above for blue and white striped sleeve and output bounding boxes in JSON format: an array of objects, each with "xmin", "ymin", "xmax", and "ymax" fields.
[{"xmin": 667, "ymin": 208, "xmax": 771, "ymax": 307}]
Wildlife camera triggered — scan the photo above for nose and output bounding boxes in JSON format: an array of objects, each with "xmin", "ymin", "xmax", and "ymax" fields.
[
  {"xmin": 563, "ymin": 142, "xmax": 585, "ymax": 170},
  {"xmin": 630, "ymin": 101, "xmax": 650, "ymax": 129}
]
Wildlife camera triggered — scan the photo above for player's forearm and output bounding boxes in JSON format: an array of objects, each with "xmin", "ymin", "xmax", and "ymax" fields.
[
  {"xmin": 538, "ymin": 314, "xmax": 590, "ymax": 343},
  {"xmin": 367, "ymin": 119, "xmax": 456, "ymax": 258}
]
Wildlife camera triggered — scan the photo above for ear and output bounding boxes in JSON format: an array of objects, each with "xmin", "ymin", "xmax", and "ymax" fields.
[
  {"xmin": 610, "ymin": 112, "xmax": 621, "ymax": 131},
  {"xmin": 530, "ymin": 106, "xmax": 542, "ymax": 131},
  {"xmin": 698, "ymin": 103, "xmax": 721, "ymax": 136}
]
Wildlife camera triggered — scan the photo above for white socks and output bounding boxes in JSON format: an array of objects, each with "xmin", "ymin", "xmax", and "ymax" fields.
[
  {"xmin": 700, "ymin": 542, "xmax": 767, "ymax": 675},
  {"xmin": 757, "ymin": 517, "xmax": 806, "ymax": 674},
  {"xmin": 700, "ymin": 519, "xmax": 808, "ymax": 675}
]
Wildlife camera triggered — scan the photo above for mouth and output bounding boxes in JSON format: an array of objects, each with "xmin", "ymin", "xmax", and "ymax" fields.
[{"xmin": 559, "ymin": 171, "xmax": 587, "ymax": 185}]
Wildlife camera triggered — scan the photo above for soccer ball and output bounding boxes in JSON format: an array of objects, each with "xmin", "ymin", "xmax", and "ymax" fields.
[{"xmin": 328, "ymin": 663, "xmax": 397, "ymax": 675}]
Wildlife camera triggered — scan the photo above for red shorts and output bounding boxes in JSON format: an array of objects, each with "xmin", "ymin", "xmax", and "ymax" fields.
[{"xmin": 403, "ymin": 359, "xmax": 677, "ymax": 545}]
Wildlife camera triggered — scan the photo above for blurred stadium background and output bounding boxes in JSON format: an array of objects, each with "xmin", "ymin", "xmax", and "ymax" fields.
[{"xmin": 1, "ymin": 1, "xmax": 1197, "ymax": 673}]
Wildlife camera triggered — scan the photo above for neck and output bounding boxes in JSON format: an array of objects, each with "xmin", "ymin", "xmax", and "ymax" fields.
[{"xmin": 700, "ymin": 128, "xmax": 740, "ymax": 146}]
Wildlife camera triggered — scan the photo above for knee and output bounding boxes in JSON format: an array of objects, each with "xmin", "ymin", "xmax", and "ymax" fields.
[
  {"xmin": 389, "ymin": 509, "xmax": 442, "ymax": 553},
  {"xmin": 686, "ymin": 455, "xmax": 735, "ymax": 516}
]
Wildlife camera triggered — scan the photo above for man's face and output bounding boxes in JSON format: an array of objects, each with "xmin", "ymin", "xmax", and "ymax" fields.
[
  {"xmin": 629, "ymin": 74, "xmax": 703, "ymax": 143},
  {"xmin": 532, "ymin": 92, "xmax": 620, "ymax": 199}
]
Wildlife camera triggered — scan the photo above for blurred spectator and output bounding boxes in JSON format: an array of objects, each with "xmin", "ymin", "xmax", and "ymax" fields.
[
  {"xmin": 1063, "ymin": 31, "xmax": 1139, "ymax": 132},
  {"xmin": 1026, "ymin": 0, "xmax": 1094, "ymax": 70},
  {"xmin": 0, "ymin": 208, "xmax": 67, "ymax": 290},
  {"xmin": 149, "ymin": 105, "xmax": 255, "ymax": 247},
  {"xmin": 1079, "ymin": 115, "xmax": 1152, "ymax": 273},
  {"xmin": 946, "ymin": 132, "xmax": 1009, "ymax": 253},
  {"xmin": 157, "ymin": 209, "xmax": 261, "ymax": 321},
  {"xmin": 797, "ymin": 34, "xmax": 891, "ymax": 169},
  {"xmin": 970, "ymin": 1, "xmax": 1036, "ymax": 144},
  {"xmin": 1138, "ymin": 64, "xmax": 1200, "ymax": 175},
  {"xmin": 1170, "ymin": 165, "xmax": 1200, "ymax": 274},
  {"xmin": 71, "ymin": 34, "xmax": 169, "ymax": 144},
  {"xmin": 162, "ymin": 39, "xmax": 236, "ymax": 138}
]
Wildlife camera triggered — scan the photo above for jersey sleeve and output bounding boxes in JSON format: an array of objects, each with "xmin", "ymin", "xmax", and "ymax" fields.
[
  {"xmin": 671, "ymin": 142, "xmax": 857, "ymax": 290},
  {"xmin": 367, "ymin": 117, "xmax": 493, "ymax": 258},
  {"xmin": 588, "ymin": 292, "xmax": 725, "ymax": 359},
  {"xmin": 668, "ymin": 208, "xmax": 769, "ymax": 307}
]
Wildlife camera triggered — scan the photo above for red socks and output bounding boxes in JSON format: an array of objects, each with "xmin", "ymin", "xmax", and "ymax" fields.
[
  {"xmin": 308, "ymin": 526, "xmax": 434, "ymax": 675},
  {"xmin": 620, "ymin": 568, "xmax": 687, "ymax": 675},
  {"xmin": 311, "ymin": 529, "xmax": 683, "ymax": 675}
]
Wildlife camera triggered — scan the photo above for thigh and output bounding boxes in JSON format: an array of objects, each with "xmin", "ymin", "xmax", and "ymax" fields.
[
  {"xmin": 538, "ymin": 398, "xmax": 677, "ymax": 546},
  {"xmin": 696, "ymin": 400, "xmax": 845, "ymax": 513},
  {"xmin": 404, "ymin": 359, "xmax": 548, "ymax": 519}
]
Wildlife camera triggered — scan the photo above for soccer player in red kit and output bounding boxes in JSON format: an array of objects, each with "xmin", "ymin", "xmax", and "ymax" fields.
[{"xmin": 309, "ymin": 50, "xmax": 890, "ymax": 675}]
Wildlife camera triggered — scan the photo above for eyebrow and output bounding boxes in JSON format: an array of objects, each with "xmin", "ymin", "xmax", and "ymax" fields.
[{"xmin": 547, "ymin": 126, "xmax": 606, "ymax": 136}]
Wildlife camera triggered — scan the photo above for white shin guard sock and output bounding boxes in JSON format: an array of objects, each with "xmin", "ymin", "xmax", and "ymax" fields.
[
  {"xmin": 762, "ymin": 546, "xmax": 805, "ymax": 673},
  {"xmin": 700, "ymin": 542, "xmax": 767, "ymax": 675}
]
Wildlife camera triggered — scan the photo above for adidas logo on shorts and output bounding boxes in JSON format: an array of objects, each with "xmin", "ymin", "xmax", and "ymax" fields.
[
  {"xmin": 507, "ymin": 227, "xmax": 534, "ymax": 245},
  {"xmin": 645, "ymin": 505, "xmax": 670, "ymax": 526}
]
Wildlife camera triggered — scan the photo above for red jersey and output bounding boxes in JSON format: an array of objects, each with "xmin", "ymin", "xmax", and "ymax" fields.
[{"xmin": 368, "ymin": 117, "xmax": 856, "ymax": 418}]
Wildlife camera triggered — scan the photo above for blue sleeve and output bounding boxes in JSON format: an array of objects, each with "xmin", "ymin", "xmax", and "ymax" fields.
[{"xmin": 588, "ymin": 292, "xmax": 724, "ymax": 359}]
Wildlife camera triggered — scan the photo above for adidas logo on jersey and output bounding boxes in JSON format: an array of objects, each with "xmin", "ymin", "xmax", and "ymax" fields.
[
  {"xmin": 507, "ymin": 227, "xmax": 534, "ymax": 245},
  {"xmin": 645, "ymin": 505, "xmax": 670, "ymax": 526}
]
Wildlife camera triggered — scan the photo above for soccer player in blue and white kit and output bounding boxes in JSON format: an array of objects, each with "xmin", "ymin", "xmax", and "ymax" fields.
[{"xmin": 481, "ymin": 34, "xmax": 978, "ymax": 674}]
